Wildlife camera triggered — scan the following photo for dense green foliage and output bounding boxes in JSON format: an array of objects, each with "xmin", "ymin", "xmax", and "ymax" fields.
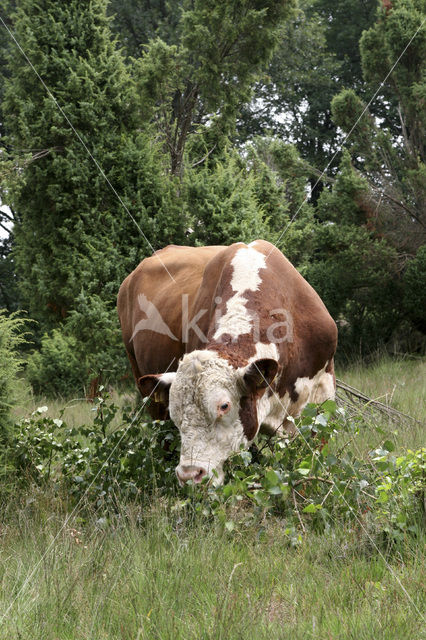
[
  {"xmin": 11, "ymin": 390, "xmax": 425, "ymax": 546},
  {"xmin": 331, "ymin": 0, "xmax": 425, "ymax": 253},
  {"xmin": 2, "ymin": 0, "xmax": 179, "ymax": 319},
  {"xmin": 403, "ymin": 245, "xmax": 426, "ymax": 332},
  {"xmin": 0, "ymin": 0, "xmax": 424, "ymax": 393},
  {"xmin": 303, "ymin": 152, "xmax": 403, "ymax": 352},
  {"xmin": 0, "ymin": 310, "xmax": 27, "ymax": 439}
]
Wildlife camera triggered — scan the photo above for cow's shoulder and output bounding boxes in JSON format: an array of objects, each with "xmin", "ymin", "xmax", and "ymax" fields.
[
  {"xmin": 117, "ymin": 244, "xmax": 228, "ymax": 357},
  {"xmin": 119, "ymin": 245, "xmax": 225, "ymax": 296}
]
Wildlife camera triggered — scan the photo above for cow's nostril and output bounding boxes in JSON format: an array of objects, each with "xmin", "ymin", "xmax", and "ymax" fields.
[
  {"xmin": 194, "ymin": 467, "xmax": 207, "ymax": 483},
  {"xmin": 176, "ymin": 465, "xmax": 207, "ymax": 484}
]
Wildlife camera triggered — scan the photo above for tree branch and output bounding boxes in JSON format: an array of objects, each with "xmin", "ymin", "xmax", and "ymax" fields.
[
  {"xmin": 0, "ymin": 209, "xmax": 15, "ymax": 223},
  {"xmin": 305, "ymin": 163, "xmax": 336, "ymax": 184},
  {"xmin": 190, "ymin": 144, "xmax": 217, "ymax": 168},
  {"xmin": 380, "ymin": 191, "xmax": 425, "ymax": 228},
  {"xmin": 292, "ymin": 476, "xmax": 334, "ymax": 488}
]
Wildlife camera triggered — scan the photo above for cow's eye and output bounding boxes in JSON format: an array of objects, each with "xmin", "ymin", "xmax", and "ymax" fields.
[{"xmin": 217, "ymin": 401, "xmax": 231, "ymax": 417}]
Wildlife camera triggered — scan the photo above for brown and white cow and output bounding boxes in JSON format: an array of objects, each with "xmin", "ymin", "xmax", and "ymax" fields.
[{"xmin": 117, "ymin": 240, "xmax": 337, "ymax": 485}]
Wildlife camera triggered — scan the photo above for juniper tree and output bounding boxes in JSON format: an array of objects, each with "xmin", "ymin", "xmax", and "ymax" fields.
[
  {"xmin": 331, "ymin": 0, "xmax": 426, "ymax": 254},
  {"xmin": 2, "ymin": 0, "xmax": 185, "ymax": 390},
  {"xmin": 3, "ymin": 0, "xmax": 180, "ymax": 326},
  {"xmin": 134, "ymin": 0, "xmax": 295, "ymax": 177}
]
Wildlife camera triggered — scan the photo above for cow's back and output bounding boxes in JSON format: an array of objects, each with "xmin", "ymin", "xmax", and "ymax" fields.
[
  {"xmin": 117, "ymin": 245, "xmax": 224, "ymax": 380},
  {"xmin": 186, "ymin": 239, "xmax": 337, "ymax": 413}
]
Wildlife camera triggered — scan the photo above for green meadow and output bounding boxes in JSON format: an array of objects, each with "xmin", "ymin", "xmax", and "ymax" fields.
[{"xmin": 1, "ymin": 357, "xmax": 424, "ymax": 640}]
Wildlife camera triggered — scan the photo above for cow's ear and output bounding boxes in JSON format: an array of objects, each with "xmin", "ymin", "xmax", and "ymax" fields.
[
  {"xmin": 239, "ymin": 359, "xmax": 278, "ymax": 442},
  {"xmin": 239, "ymin": 395, "xmax": 258, "ymax": 441},
  {"xmin": 137, "ymin": 372, "xmax": 176, "ymax": 404},
  {"xmin": 243, "ymin": 358, "xmax": 278, "ymax": 392}
]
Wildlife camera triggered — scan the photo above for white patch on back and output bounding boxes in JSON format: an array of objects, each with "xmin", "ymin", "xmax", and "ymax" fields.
[
  {"xmin": 248, "ymin": 342, "xmax": 279, "ymax": 363},
  {"xmin": 213, "ymin": 246, "xmax": 266, "ymax": 340}
]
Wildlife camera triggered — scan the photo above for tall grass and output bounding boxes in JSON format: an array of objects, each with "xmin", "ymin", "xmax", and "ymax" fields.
[
  {"xmin": 337, "ymin": 356, "xmax": 425, "ymax": 451},
  {"xmin": 339, "ymin": 355, "xmax": 425, "ymax": 421},
  {"xmin": 12, "ymin": 384, "xmax": 136, "ymax": 428},
  {"xmin": 0, "ymin": 499, "xmax": 424, "ymax": 640},
  {"xmin": 1, "ymin": 357, "xmax": 424, "ymax": 639}
]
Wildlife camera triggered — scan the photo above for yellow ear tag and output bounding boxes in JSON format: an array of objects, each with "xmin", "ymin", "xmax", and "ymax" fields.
[{"xmin": 154, "ymin": 392, "xmax": 160, "ymax": 402}]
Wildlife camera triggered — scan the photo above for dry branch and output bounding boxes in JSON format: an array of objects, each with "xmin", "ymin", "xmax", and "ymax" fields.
[{"xmin": 335, "ymin": 378, "xmax": 423, "ymax": 426}]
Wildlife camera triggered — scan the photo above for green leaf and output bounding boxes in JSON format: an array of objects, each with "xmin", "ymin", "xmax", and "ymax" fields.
[
  {"xmin": 303, "ymin": 503, "xmax": 322, "ymax": 513},
  {"xmin": 321, "ymin": 399, "xmax": 337, "ymax": 414},
  {"xmin": 376, "ymin": 491, "xmax": 389, "ymax": 504},
  {"xmin": 268, "ymin": 485, "xmax": 282, "ymax": 495},
  {"xmin": 315, "ymin": 413, "xmax": 328, "ymax": 427},
  {"xmin": 265, "ymin": 469, "xmax": 279, "ymax": 486},
  {"xmin": 222, "ymin": 485, "xmax": 233, "ymax": 499},
  {"xmin": 383, "ymin": 440, "xmax": 395, "ymax": 452},
  {"xmin": 302, "ymin": 404, "xmax": 317, "ymax": 418}
]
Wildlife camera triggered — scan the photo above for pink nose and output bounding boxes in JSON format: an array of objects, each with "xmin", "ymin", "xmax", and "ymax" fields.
[{"xmin": 176, "ymin": 465, "xmax": 207, "ymax": 485}]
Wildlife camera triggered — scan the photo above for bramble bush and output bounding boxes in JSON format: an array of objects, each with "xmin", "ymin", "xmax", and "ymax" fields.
[{"xmin": 11, "ymin": 390, "xmax": 425, "ymax": 545}]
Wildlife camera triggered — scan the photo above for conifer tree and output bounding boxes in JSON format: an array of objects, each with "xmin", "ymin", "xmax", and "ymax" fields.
[
  {"xmin": 2, "ymin": 0, "xmax": 185, "ymax": 390},
  {"xmin": 3, "ymin": 0, "xmax": 177, "ymax": 329},
  {"xmin": 134, "ymin": 0, "xmax": 295, "ymax": 176},
  {"xmin": 331, "ymin": 0, "xmax": 426, "ymax": 254}
]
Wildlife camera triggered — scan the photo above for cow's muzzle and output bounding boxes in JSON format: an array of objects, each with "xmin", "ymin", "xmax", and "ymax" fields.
[{"xmin": 175, "ymin": 464, "xmax": 207, "ymax": 485}]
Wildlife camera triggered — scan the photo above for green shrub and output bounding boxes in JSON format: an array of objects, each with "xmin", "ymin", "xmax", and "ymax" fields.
[
  {"xmin": 304, "ymin": 224, "xmax": 402, "ymax": 355},
  {"xmin": 65, "ymin": 292, "xmax": 128, "ymax": 385},
  {"xmin": 26, "ymin": 329, "xmax": 87, "ymax": 396},
  {"xmin": 0, "ymin": 310, "xmax": 27, "ymax": 440},
  {"xmin": 25, "ymin": 293, "xmax": 129, "ymax": 397},
  {"xmin": 12, "ymin": 391, "xmax": 425, "ymax": 546},
  {"xmin": 182, "ymin": 150, "xmax": 268, "ymax": 245},
  {"xmin": 14, "ymin": 394, "xmax": 179, "ymax": 506},
  {"xmin": 403, "ymin": 245, "xmax": 426, "ymax": 333}
]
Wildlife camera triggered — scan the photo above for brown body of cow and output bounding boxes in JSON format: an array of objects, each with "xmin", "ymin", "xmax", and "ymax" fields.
[{"xmin": 118, "ymin": 240, "xmax": 337, "ymax": 484}]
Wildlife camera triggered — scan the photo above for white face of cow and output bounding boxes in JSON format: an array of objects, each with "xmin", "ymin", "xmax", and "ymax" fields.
[
  {"xmin": 169, "ymin": 351, "xmax": 246, "ymax": 485},
  {"xmin": 139, "ymin": 350, "xmax": 279, "ymax": 485}
]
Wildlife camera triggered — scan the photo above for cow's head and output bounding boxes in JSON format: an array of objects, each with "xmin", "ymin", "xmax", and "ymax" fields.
[{"xmin": 138, "ymin": 350, "xmax": 278, "ymax": 485}]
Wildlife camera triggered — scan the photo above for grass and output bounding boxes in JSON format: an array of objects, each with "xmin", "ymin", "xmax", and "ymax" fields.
[
  {"xmin": 337, "ymin": 355, "xmax": 425, "ymax": 451},
  {"xmin": 338, "ymin": 355, "xmax": 425, "ymax": 422},
  {"xmin": 0, "ymin": 500, "xmax": 424, "ymax": 640},
  {"xmin": 1, "ymin": 356, "xmax": 425, "ymax": 639},
  {"xmin": 12, "ymin": 378, "xmax": 137, "ymax": 428}
]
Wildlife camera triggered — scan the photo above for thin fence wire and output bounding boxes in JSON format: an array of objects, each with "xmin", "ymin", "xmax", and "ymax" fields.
[
  {"xmin": 0, "ymin": 5, "xmax": 424, "ymax": 626},
  {"xmin": 250, "ymin": 359, "xmax": 425, "ymax": 622}
]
